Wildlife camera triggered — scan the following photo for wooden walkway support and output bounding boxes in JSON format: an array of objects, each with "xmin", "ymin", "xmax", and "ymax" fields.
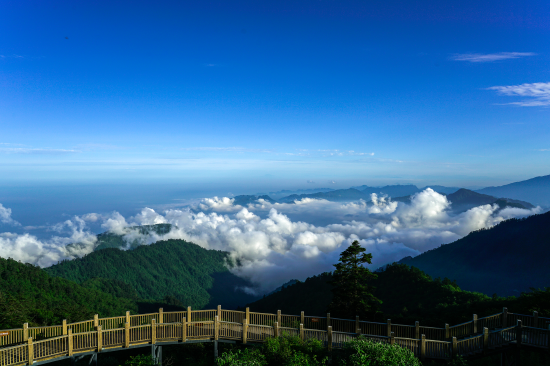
[{"xmin": 0, "ymin": 307, "xmax": 548, "ymax": 366}]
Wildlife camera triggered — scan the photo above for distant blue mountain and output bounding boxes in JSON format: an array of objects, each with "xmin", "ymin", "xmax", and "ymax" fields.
[
  {"xmin": 278, "ymin": 188, "xmax": 367, "ymax": 203},
  {"xmin": 362, "ymin": 184, "xmax": 421, "ymax": 197},
  {"xmin": 476, "ymin": 174, "xmax": 550, "ymax": 207}
]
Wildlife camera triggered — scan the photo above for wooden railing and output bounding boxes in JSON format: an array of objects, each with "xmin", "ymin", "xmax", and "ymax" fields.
[{"xmin": 0, "ymin": 306, "xmax": 549, "ymax": 366}]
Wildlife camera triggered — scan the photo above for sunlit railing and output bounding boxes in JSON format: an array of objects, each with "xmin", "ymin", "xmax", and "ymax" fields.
[{"xmin": 0, "ymin": 306, "xmax": 548, "ymax": 366}]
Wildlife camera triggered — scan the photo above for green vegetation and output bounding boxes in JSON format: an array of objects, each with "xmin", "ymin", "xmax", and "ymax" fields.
[
  {"xmin": 338, "ymin": 336, "xmax": 421, "ymax": 366},
  {"xmin": 217, "ymin": 334, "xmax": 424, "ymax": 366},
  {"xmin": 329, "ymin": 240, "xmax": 381, "ymax": 319},
  {"xmin": 94, "ymin": 224, "xmax": 173, "ymax": 251},
  {"xmin": 217, "ymin": 334, "xmax": 329, "ymax": 366},
  {"xmin": 0, "ymin": 257, "xmax": 137, "ymax": 328},
  {"xmin": 247, "ymin": 263, "xmax": 550, "ymax": 326},
  {"xmin": 45, "ymin": 239, "xmax": 258, "ymax": 309}
]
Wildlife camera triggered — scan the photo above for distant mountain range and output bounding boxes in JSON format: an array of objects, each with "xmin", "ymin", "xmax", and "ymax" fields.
[
  {"xmin": 393, "ymin": 188, "xmax": 534, "ymax": 213},
  {"xmin": 475, "ymin": 174, "xmax": 550, "ymax": 207},
  {"xmin": 396, "ymin": 210, "xmax": 550, "ymax": 297}
]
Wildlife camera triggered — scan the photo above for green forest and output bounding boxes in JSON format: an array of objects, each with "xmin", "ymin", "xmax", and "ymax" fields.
[
  {"xmin": 247, "ymin": 264, "xmax": 550, "ymax": 327},
  {"xmin": 0, "ymin": 257, "xmax": 137, "ymax": 328},
  {"xmin": 45, "ymin": 239, "xmax": 258, "ymax": 309}
]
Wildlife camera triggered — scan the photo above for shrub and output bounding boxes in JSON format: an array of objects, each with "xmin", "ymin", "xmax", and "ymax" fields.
[
  {"xmin": 121, "ymin": 354, "xmax": 154, "ymax": 366},
  {"xmin": 339, "ymin": 336, "xmax": 421, "ymax": 366},
  {"xmin": 216, "ymin": 348, "xmax": 267, "ymax": 366}
]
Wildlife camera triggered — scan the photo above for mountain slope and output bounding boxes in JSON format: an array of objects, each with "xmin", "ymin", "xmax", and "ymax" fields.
[
  {"xmin": 399, "ymin": 211, "xmax": 550, "ymax": 296},
  {"xmin": 0, "ymin": 257, "xmax": 137, "ymax": 328},
  {"xmin": 95, "ymin": 224, "xmax": 173, "ymax": 251},
  {"xmin": 476, "ymin": 174, "xmax": 550, "ymax": 207},
  {"xmin": 233, "ymin": 195, "xmax": 276, "ymax": 206},
  {"xmin": 45, "ymin": 239, "xmax": 258, "ymax": 309}
]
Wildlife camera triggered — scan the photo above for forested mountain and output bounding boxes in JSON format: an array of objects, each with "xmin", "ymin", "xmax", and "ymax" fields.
[
  {"xmin": 233, "ymin": 195, "xmax": 276, "ymax": 206},
  {"xmin": 0, "ymin": 257, "xmax": 137, "ymax": 328},
  {"xmin": 45, "ymin": 239, "xmax": 258, "ymax": 309},
  {"xmin": 476, "ymin": 174, "xmax": 550, "ymax": 207},
  {"xmin": 94, "ymin": 224, "xmax": 173, "ymax": 251},
  {"xmin": 247, "ymin": 264, "xmax": 550, "ymax": 327},
  {"xmin": 398, "ymin": 211, "xmax": 550, "ymax": 296}
]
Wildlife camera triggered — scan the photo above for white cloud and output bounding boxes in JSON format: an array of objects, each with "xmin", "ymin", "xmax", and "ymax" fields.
[
  {"xmin": 0, "ymin": 192, "xmax": 543, "ymax": 294},
  {"xmin": 0, "ymin": 204, "xmax": 20, "ymax": 226},
  {"xmin": 487, "ymin": 82, "xmax": 550, "ymax": 106},
  {"xmin": 451, "ymin": 52, "xmax": 536, "ymax": 63}
]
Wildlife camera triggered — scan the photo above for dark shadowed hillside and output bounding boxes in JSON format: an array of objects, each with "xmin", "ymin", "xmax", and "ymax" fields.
[
  {"xmin": 399, "ymin": 211, "xmax": 550, "ymax": 296},
  {"xmin": 247, "ymin": 264, "xmax": 550, "ymax": 327}
]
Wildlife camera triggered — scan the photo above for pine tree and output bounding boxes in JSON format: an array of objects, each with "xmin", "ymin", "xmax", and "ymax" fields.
[{"xmin": 328, "ymin": 240, "xmax": 381, "ymax": 320}]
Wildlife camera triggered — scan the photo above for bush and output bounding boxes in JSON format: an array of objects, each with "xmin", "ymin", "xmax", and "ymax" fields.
[
  {"xmin": 121, "ymin": 355, "xmax": 154, "ymax": 366},
  {"xmin": 216, "ymin": 348, "xmax": 267, "ymax": 366},
  {"xmin": 262, "ymin": 333, "xmax": 328, "ymax": 366},
  {"xmin": 339, "ymin": 336, "xmax": 421, "ymax": 366}
]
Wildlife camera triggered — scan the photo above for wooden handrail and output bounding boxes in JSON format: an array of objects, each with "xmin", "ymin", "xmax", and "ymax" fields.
[{"xmin": 1, "ymin": 307, "xmax": 549, "ymax": 366}]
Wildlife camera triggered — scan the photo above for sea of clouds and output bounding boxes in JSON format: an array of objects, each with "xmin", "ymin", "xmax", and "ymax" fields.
[{"xmin": 0, "ymin": 189, "xmax": 542, "ymax": 294}]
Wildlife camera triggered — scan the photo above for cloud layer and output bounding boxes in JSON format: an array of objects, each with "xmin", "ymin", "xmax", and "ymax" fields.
[{"xmin": 0, "ymin": 189, "xmax": 542, "ymax": 294}]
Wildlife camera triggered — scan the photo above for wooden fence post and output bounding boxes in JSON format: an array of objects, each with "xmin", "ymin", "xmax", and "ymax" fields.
[
  {"xmin": 63, "ymin": 319, "xmax": 67, "ymax": 335},
  {"xmin": 243, "ymin": 319, "xmax": 248, "ymax": 344},
  {"xmin": 300, "ymin": 323, "xmax": 304, "ymax": 340},
  {"xmin": 187, "ymin": 306, "xmax": 192, "ymax": 323},
  {"xmin": 502, "ymin": 307, "xmax": 508, "ymax": 328},
  {"xmin": 482, "ymin": 327, "xmax": 488, "ymax": 354},
  {"xmin": 274, "ymin": 322, "xmax": 279, "ymax": 338},
  {"xmin": 277, "ymin": 310, "xmax": 281, "ymax": 327},
  {"xmin": 245, "ymin": 307, "xmax": 250, "ymax": 324},
  {"xmin": 390, "ymin": 331, "xmax": 395, "ymax": 346},
  {"xmin": 301, "ymin": 311, "xmax": 305, "ymax": 326},
  {"xmin": 356, "ymin": 316, "xmax": 361, "ymax": 334},
  {"xmin": 151, "ymin": 319, "xmax": 156, "ymax": 344},
  {"xmin": 182, "ymin": 317, "xmax": 187, "ymax": 343},
  {"xmin": 387, "ymin": 319, "xmax": 391, "ymax": 337},
  {"xmin": 445, "ymin": 323, "xmax": 449, "ymax": 339},
  {"xmin": 125, "ymin": 322, "xmax": 130, "ymax": 348},
  {"xmin": 217, "ymin": 305, "xmax": 222, "ymax": 322},
  {"xmin": 23, "ymin": 323, "xmax": 28, "ymax": 342},
  {"xmin": 516, "ymin": 320, "xmax": 522, "ymax": 347},
  {"xmin": 327, "ymin": 313, "xmax": 331, "ymax": 329},
  {"xmin": 415, "ymin": 321, "xmax": 420, "ymax": 339},
  {"xmin": 215, "ymin": 316, "xmax": 219, "ymax": 341},
  {"xmin": 27, "ymin": 337, "xmax": 33, "ymax": 365},
  {"xmin": 159, "ymin": 308, "xmax": 163, "ymax": 324},
  {"xmin": 68, "ymin": 329, "xmax": 73, "ymax": 356},
  {"xmin": 452, "ymin": 337, "xmax": 457, "ymax": 358},
  {"xmin": 97, "ymin": 325, "xmax": 102, "ymax": 352},
  {"xmin": 94, "ymin": 314, "xmax": 99, "ymax": 328},
  {"xmin": 473, "ymin": 314, "xmax": 478, "ymax": 334},
  {"xmin": 327, "ymin": 326, "xmax": 332, "ymax": 352},
  {"xmin": 533, "ymin": 311, "xmax": 539, "ymax": 328},
  {"xmin": 126, "ymin": 311, "xmax": 130, "ymax": 325},
  {"xmin": 420, "ymin": 334, "xmax": 425, "ymax": 361}
]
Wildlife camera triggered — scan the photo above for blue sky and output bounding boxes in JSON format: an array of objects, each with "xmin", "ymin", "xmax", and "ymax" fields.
[{"xmin": 1, "ymin": 0, "xmax": 550, "ymax": 190}]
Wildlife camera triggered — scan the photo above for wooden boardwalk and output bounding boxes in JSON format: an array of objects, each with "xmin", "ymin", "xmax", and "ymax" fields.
[{"xmin": 0, "ymin": 307, "xmax": 548, "ymax": 365}]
